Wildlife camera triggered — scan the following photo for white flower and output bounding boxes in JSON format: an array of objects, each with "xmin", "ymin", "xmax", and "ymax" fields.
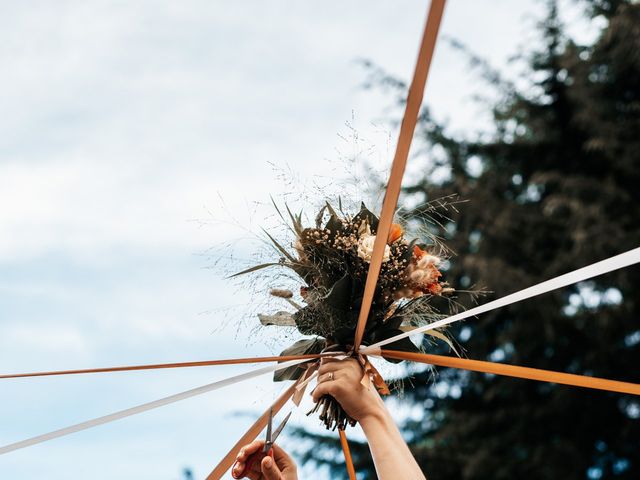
[
  {"xmin": 357, "ymin": 234, "xmax": 390, "ymax": 263},
  {"xmin": 417, "ymin": 254, "xmax": 441, "ymax": 269},
  {"xmin": 410, "ymin": 269, "xmax": 425, "ymax": 282},
  {"xmin": 409, "ymin": 264, "xmax": 438, "ymax": 285}
]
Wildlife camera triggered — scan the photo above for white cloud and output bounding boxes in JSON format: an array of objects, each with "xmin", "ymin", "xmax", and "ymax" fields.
[{"xmin": 1, "ymin": 323, "xmax": 90, "ymax": 356}]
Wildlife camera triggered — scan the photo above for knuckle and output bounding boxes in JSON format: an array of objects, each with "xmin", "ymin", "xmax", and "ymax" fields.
[{"xmin": 311, "ymin": 387, "xmax": 324, "ymax": 401}]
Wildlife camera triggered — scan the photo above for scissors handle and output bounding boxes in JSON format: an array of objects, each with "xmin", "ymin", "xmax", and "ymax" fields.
[{"xmin": 232, "ymin": 448, "xmax": 274, "ymax": 479}]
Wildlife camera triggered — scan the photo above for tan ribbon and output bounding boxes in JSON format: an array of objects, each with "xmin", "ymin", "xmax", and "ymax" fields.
[
  {"xmin": 352, "ymin": 0, "xmax": 447, "ymax": 351},
  {"xmin": 338, "ymin": 428, "xmax": 357, "ymax": 480},
  {"xmin": 355, "ymin": 353, "xmax": 391, "ymax": 396},
  {"xmin": 293, "ymin": 363, "xmax": 319, "ymax": 406},
  {"xmin": 207, "ymin": 1, "xmax": 447, "ymax": 473},
  {"xmin": 206, "ymin": 380, "xmax": 300, "ymax": 480}
]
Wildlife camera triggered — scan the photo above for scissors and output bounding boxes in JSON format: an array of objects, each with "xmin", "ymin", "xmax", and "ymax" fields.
[{"xmin": 232, "ymin": 408, "xmax": 292, "ymax": 479}]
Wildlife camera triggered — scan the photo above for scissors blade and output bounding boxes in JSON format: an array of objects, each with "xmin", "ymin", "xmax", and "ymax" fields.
[
  {"xmin": 263, "ymin": 408, "xmax": 274, "ymax": 452},
  {"xmin": 270, "ymin": 411, "xmax": 292, "ymax": 445}
]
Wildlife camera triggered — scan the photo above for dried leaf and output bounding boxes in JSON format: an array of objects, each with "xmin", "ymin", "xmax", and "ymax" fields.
[
  {"xmin": 270, "ymin": 196, "xmax": 296, "ymax": 235},
  {"xmin": 325, "ymin": 201, "xmax": 338, "ymax": 218},
  {"xmin": 258, "ymin": 311, "xmax": 297, "ymax": 327},
  {"xmin": 424, "ymin": 329, "xmax": 461, "ymax": 357},
  {"xmin": 228, "ymin": 263, "xmax": 281, "ymax": 278},
  {"xmin": 274, "ymin": 338, "xmax": 325, "ymax": 381},
  {"xmin": 315, "ymin": 204, "xmax": 327, "ymax": 228},
  {"xmin": 261, "ymin": 228, "xmax": 296, "ymax": 263},
  {"xmin": 372, "ymin": 328, "xmax": 421, "ymax": 362},
  {"xmin": 285, "ymin": 203, "xmax": 304, "ymax": 236}
]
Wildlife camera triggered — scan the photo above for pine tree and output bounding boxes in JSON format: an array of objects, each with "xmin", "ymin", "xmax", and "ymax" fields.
[{"xmin": 296, "ymin": 1, "xmax": 640, "ymax": 478}]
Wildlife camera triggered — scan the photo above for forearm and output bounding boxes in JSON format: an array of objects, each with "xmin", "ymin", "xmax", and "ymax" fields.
[
  {"xmin": 360, "ymin": 402, "xmax": 426, "ymax": 480},
  {"xmin": 312, "ymin": 358, "xmax": 426, "ymax": 479}
]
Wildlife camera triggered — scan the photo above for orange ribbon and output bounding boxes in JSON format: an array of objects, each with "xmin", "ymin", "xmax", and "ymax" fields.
[
  {"xmin": 352, "ymin": 0, "xmax": 447, "ymax": 351},
  {"xmin": 0, "ymin": 353, "xmax": 335, "ymax": 380},
  {"xmin": 381, "ymin": 350, "xmax": 640, "ymax": 396},
  {"xmin": 339, "ymin": 428, "xmax": 357, "ymax": 480},
  {"xmin": 356, "ymin": 353, "xmax": 391, "ymax": 396},
  {"xmin": 206, "ymin": 380, "xmax": 301, "ymax": 480}
]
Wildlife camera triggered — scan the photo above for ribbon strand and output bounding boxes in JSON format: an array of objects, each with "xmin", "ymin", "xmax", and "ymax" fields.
[
  {"xmin": 0, "ymin": 354, "xmax": 334, "ymax": 380},
  {"xmin": 339, "ymin": 428, "xmax": 357, "ymax": 480},
  {"xmin": 381, "ymin": 350, "xmax": 640, "ymax": 396},
  {"xmin": 0, "ymin": 357, "xmax": 312, "ymax": 456},
  {"xmin": 353, "ymin": 0, "xmax": 447, "ymax": 351},
  {"xmin": 361, "ymin": 247, "xmax": 640, "ymax": 354}
]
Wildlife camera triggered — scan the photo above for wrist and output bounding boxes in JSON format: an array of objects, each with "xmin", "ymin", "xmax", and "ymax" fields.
[{"xmin": 359, "ymin": 404, "xmax": 389, "ymax": 430}]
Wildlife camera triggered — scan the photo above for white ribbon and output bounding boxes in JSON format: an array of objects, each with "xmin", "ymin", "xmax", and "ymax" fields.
[
  {"xmin": 360, "ymin": 247, "xmax": 640, "ymax": 354},
  {"xmin": 0, "ymin": 357, "xmax": 312, "ymax": 456}
]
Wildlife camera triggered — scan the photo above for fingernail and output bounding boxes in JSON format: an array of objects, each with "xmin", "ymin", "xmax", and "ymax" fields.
[{"xmin": 264, "ymin": 457, "xmax": 273, "ymax": 468}]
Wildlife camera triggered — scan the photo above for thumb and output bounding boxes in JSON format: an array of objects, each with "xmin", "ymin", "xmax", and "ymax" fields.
[{"xmin": 261, "ymin": 455, "xmax": 282, "ymax": 480}]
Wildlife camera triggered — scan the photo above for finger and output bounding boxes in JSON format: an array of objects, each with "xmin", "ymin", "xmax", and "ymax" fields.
[
  {"xmin": 233, "ymin": 453, "xmax": 264, "ymax": 480},
  {"xmin": 237, "ymin": 440, "xmax": 265, "ymax": 461},
  {"xmin": 249, "ymin": 459, "xmax": 263, "ymax": 476},
  {"xmin": 317, "ymin": 372, "xmax": 338, "ymax": 384},
  {"xmin": 311, "ymin": 381, "xmax": 336, "ymax": 403},
  {"xmin": 231, "ymin": 462, "xmax": 260, "ymax": 480},
  {"xmin": 246, "ymin": 468, "xmax": 261, "ymax": 480},
  {"xmin": 261, "ymin": 455, "xmax": 283, "ymax": 480},
  {"xmin": 340, "ymin": 357, "xmax": 362, "ymax": 370},
  {"xmin": 246, "ymin": 469, "xmax": 262, "ymax": 480},
  {"xmin": 232, "ymin": 454, "xmax": 263, "ymax": 479},
  {"xmin": 232, "ymin": 461, "xmax": 245, "ymax": 478},
  {"xmin": 273, "ymin": 444, "xmax": 297, "ymax": 472},
  {"xmin": 318, "ymin": 360, "xmax": 362, "ymax": 380},
  {"xmin": 271, "ymin": 443, "xmax": 294, "ymax": 466},
  {"xmin": 317, "ymin": 361, "xmax": 344, "ymax": 376},
  {"xmin": 320, "ymin": 356, "xmax": 359, "ymax": 370},
  {"xmin": 320, "ymin": 356, "xmax": 341, "ymax": 365}
]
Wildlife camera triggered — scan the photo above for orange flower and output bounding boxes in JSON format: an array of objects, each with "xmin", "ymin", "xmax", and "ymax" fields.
[
  {"xmin": 427, "ymin": 283, "xmax": 443, "ymax": 295},
  {"xmin": 428, "ymin": 264, "xmax": 442, "ymax": 280},
  {"xmin": 413, "ymin": 245, "xmax": 426, "ymax": 260},
  {"xmin": 387, "ymin": 223, "xmax": 403, "ymax": 244}
]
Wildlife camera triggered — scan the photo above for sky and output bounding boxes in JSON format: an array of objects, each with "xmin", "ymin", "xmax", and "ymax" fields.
[{"xmin": 0, "ymin": 1, "xmax": 600, "ymax": 479}]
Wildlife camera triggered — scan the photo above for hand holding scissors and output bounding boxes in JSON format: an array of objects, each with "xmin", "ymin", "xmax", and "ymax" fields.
[{"xmin": 232, "ymin": 409, "xmax": 292, "ymax": 479}]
